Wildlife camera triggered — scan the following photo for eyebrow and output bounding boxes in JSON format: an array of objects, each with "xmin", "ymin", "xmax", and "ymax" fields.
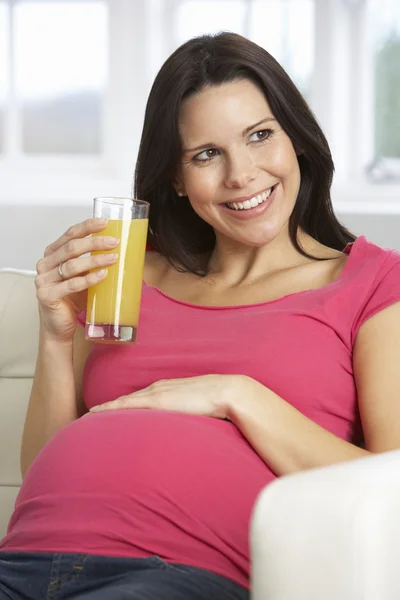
[{"xmin": 182, "ymin": 117, "xmax": 277, "ymax": 153}]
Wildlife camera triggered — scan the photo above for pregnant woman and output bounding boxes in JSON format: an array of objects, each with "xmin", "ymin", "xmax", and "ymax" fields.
[{"xmin": 1, "ymin": 32, "xmax": 400, "ymax": 600}]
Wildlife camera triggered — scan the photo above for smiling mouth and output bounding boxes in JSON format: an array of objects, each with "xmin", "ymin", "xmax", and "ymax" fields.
[{"xmin": 224, "ymin": 185, "xmax": 277, "ymax": 211}]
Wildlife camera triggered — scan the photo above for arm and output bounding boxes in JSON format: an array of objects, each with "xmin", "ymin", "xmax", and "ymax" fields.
[
  {"xmin": 228, "ymin": 301, "xmax": 400, "ymax": 476},
  {"xmin": 228, "ymin": 379, "xmax": 370, "ymax": 477},
  {"xmin": 20, "ymin": 325, "xmax": 93, "ymax": 478},
  {"xmin": 20, "ymin": 217, "xmax": 118, "ymax": 478}
]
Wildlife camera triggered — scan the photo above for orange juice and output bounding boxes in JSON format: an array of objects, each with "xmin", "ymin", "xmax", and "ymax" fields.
[{"xmin": 85, "ymin": 218, "xmax": 148, "ymax": 343}]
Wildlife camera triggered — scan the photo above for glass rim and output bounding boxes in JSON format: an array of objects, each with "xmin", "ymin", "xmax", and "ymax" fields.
[{"xmin": 93, "ymin": 196, "xmax": 150, "ymax": 207}]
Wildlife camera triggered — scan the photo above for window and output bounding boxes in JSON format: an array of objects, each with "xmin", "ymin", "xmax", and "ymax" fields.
[
  {"xmin": 248, "ymin": 0, "xmax": 314, "ymax": 100},
  {"xmin": 3, "ymin": 0, "xmax": 107, "ymax": 156},
  {"xmin": 17, "ymin": 1, "xmax": 107, "ymax": 154},
  {"xmin": 176, "ymin": 0, "xmax": 247, "ymax": 41},
  {"xmin": 0, "ymin": 0, "xmax": 399, "ymax": 205},
  {"xmin": 366, "ymin": 0, "xmax": 400, "ymax": 181},
  {"xmin": 175, "ymin": 0, "xmax": 315, "ymax": 99},
  {"xmin": 0, "ymin": 2, "xmax": 9, "ymax": 154}
]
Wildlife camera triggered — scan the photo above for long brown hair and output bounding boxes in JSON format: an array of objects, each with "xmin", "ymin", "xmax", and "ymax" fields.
[{"xmin": 134, "ymin": 32, "xmax": 356, "ymax": 276}]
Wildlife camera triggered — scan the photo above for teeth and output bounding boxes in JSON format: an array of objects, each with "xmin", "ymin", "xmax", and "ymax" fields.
[
  {"xmin": 250, "ymin": 196, "xmax": 258, "ymax": 208},
  {"xmin": 227, "ymin": 186, "xmax": 274, "ymax": 211}
]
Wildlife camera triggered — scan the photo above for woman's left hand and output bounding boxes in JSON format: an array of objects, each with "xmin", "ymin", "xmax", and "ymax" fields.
[{"xmin": 89, "ymin": 374, "xmax": 248, "ymax": 420}]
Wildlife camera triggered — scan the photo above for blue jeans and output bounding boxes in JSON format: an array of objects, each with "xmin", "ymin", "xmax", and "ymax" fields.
[{"xmin": 0, "ymin": 552, "xmax": 249, "ymax": 600}]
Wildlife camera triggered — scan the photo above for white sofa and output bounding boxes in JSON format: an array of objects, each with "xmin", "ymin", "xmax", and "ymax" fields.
[{"xmin": 1, "ymin": 269, "xmax": 400, "ymax": 599}]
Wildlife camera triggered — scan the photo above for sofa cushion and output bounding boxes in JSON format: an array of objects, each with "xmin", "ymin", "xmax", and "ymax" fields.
[
  {"xmin": 0, "ymin": 271, "xmax": 38, "ymax": 378},
  {"xmin": 0, "ymin": 487, "xmax": 20, "ymax": 540},
  {"xmin": 0, "ymin": 271, "xmax": 38, "ymax": 538}
]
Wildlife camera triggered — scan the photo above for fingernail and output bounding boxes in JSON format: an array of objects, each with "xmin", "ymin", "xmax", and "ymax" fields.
[
  {"xmin": 107, "ymin": 237, "xmax": 119, "ymax": 246},
  {"xmin": 98, "ymin": 218, "xmax": 108, "ymax": 224},
  {"xmin": 96, "ymin": 268, "xmax": 107, "ymax": 277}
]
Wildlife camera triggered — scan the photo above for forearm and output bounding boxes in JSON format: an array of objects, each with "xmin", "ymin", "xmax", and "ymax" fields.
[
  {"xmin": 20, "ymin": 333, "xmax": 78, "ymax": 478},
  {"xmin": 228, "ymin": 377, "xmax": 370, "ymax": 477}
]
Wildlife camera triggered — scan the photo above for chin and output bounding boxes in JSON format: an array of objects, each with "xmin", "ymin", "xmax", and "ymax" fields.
[
  {"xmin": 224, "ymin": 235, "xmax": 276, "ymax": 249},
  {"xmin": 237, "ymin": 226, "xmax": 282, "ymax": 248}
]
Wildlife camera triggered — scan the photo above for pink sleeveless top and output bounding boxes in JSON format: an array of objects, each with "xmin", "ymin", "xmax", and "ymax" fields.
[{"xmin": 1, "ymin": 235, "xmax": 400, "ymax": 590}]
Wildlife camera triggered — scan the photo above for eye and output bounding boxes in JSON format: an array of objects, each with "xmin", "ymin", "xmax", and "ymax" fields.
[
  {"xmin": 249, "ymin": 129, "xmax": 274, "ymax": 143},
  {"xmin": 193, "ymin": 148, "xmax": 220, "ymax": 163}
]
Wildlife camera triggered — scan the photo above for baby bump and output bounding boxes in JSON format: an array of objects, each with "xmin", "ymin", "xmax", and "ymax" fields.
[
  {"xmin": 12, "ymin": 409, "xmax": 274, "ymax": 550},
  {"xmin": 21, "ymin": 409, "xmax": 270, "ymax": 496}
]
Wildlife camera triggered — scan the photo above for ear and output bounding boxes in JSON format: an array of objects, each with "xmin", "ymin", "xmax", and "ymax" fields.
[{"xmin": 172, "ymin": 170, "xmax": 186, "ymax": 197}]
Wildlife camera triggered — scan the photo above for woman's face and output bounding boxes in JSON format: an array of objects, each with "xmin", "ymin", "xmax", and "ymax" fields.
[{"xmin": 175, "ymin": 79, "xmax": 301, "ymax": 248}]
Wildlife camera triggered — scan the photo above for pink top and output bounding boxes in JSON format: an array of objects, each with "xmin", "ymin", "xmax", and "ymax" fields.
[{"xmin": 2, "ymin": 235, "xmax": 400, "ymax": 590}]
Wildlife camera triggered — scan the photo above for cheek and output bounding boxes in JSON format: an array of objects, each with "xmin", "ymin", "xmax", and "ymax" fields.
[
  {"xmin": 185, "ymin": 165, "xmax": 221, "ymax": 200},
  {"xmin": 259, "ymin": 143, "xmax": 299, "ymax": 180}
]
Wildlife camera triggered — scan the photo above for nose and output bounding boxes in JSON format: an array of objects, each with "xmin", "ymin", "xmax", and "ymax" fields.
[{"xmin": 224, "ymin": 150, "xmax": 257, "ymax": 189}]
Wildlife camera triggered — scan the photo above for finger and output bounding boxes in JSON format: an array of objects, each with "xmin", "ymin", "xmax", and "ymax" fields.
[
  {"xmin": 36, "ymin": 268, "xmax": 109, "ymax": 309},
  {"xmin": 37, "ymin": 233, "xmax": 119, "ymax": 276},
  {"xmin": 90, "ymin": 395, "xmax": 151, "ymax": 412},
  {"xmin": 44, "ymin": 218, "xmax": 109, "ymax": 257},
  {"xmin": 37, "ymin": 252, "xmax": 118, "ymax": 286}
]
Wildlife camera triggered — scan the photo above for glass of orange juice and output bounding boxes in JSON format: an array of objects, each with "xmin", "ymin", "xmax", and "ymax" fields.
[{"xmin": 85, "ymin": 197, "xmax": 150, "ymax": 343}]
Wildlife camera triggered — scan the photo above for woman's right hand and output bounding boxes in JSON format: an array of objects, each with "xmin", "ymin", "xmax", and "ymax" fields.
[{"xmin": 35, "ymin": 218, "xmax": 120, "ymax": 343}]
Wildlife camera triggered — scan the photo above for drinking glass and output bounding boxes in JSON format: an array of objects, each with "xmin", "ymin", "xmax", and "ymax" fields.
[{"xmin": 85, "ymin": 197, "xmax": 150, "ymax": 343}]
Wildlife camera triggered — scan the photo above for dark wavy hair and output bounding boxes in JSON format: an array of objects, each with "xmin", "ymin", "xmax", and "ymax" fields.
[{"xmin": 134, "ymin": 32, "xmax": 356, "ymax": 276}]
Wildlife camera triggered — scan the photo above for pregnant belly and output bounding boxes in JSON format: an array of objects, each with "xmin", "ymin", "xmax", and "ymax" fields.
[{"xmin": 3, "ymin": 410, "xmax": 274, "ymax": 585}]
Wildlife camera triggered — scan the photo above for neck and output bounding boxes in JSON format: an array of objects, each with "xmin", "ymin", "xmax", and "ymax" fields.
[{"xmin": 206, "ymin": 228, "xmax": 316, "ymax": 287}]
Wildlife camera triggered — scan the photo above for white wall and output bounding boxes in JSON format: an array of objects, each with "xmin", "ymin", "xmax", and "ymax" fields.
[{"xmin": 1, "ymin": 204, "xmax": 91, "ymax": 271}]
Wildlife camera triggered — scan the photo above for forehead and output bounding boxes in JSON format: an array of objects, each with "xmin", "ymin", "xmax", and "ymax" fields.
[{"xmin": 179, "ymin": 80, "xmax": 272, "ymax": 139}]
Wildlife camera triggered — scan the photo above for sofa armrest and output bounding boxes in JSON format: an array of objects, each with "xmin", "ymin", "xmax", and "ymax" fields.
[
  {"xmin": 0, "ymin": 271, "xmax": 38, "ymax": 538},
  {"xmin": 250, "ymin": 450, "xmax": 400, "ymax": 600}
]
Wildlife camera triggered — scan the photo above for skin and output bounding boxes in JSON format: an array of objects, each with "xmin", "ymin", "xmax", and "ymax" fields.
[{"xmin": 173, "ymin": 78, "xmax": 343, "ymax": 287}]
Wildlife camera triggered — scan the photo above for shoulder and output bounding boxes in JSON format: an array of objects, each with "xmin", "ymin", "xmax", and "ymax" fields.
[
  {"xmin": 354, "ymin": 238, "xmax": 400, "ymax": 333},
  {"xmin": 335, "ymin": 236, "xmax": 400, "ymax": 347},
  {"xmin": 358, "ymin": 235, "xmax": 400, "ymax": 270},
  {"xmin": 359, "ymin": 238, "xmax": 400, "ymax": 296}
]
